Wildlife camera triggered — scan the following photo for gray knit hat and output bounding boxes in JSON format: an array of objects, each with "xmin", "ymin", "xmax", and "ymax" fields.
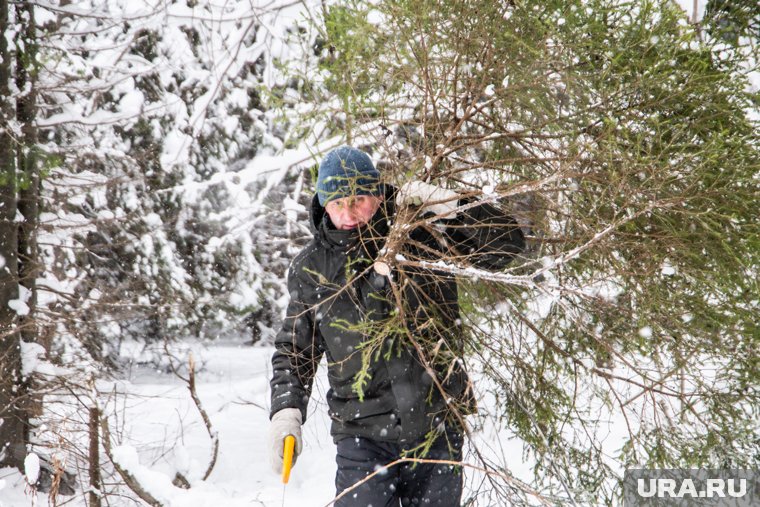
[{"xmin": 316, "ymin": 146, "xmax": 381, "ymax": 206}]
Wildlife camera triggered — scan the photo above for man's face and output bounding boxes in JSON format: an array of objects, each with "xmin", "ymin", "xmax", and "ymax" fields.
[{"xmin": 325, "ymin": 194, "xmax": 383, "ymax": 230}]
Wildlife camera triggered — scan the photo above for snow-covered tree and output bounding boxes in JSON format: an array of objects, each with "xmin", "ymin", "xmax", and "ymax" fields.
[
  {"xmin": 32, "ymin": 0, "xmax": 318, "ymax": 369},
  {"xmin": 5, "ymin": 0, "xmax": 318, "ymax": 493}
]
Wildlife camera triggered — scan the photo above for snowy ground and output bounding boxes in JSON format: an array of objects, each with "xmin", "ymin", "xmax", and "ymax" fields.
[{"xmin": 0, "ymin": 339, "xmax": 540, "ymax": 507}]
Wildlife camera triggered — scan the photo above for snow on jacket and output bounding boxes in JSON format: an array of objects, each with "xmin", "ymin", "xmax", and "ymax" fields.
[{"xmin": 270, "ymin": 184, "xmax": 525, "ymax": 444}]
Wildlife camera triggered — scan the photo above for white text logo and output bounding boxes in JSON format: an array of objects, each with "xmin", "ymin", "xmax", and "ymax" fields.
[{"xmin": 637, "ymin": 478, "xmax": 747, "ymax": 499}]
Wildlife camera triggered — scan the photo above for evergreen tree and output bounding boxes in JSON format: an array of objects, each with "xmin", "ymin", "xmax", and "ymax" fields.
[
  {"xmin": 31, "ymin": 0, "xmax": 310, "ymax": 366},
  {"xmin": 291, "ymin": 0, "xmax": 760, "ymax": 503}
]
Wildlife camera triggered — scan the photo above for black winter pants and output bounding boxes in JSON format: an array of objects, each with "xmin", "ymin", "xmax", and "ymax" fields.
[{"xmin": 334, "ymin": 428, "xmax": 464, "ymax": 507}]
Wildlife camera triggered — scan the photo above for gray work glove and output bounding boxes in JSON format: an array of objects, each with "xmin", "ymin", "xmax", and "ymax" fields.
[
  {"xmin": 269, "ymin": 408, "xmax": 303, "ymax": 474},
  {"xmin": 396, "ymin": 180, "xmax": 460, "ymax": 219}
]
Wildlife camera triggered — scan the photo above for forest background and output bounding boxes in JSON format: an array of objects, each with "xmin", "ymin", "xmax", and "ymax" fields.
[{"xmin": 0, "ymin": 0, "xmax": 758, "ymax": 505}]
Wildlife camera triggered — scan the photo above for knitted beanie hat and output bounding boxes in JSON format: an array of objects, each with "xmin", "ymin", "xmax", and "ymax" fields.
[{"xmin": 316, "ymin": 146, "xmax": 380, "ymax": 206}]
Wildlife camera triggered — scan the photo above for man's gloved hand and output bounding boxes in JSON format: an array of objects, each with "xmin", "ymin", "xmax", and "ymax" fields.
[
  {"xmin": 269, "ymin": 408, "xmax": 303, "ymax": 474},
  {"xmin": 395, "ymin": 180, "xmax": 460, "ymax": 219}
]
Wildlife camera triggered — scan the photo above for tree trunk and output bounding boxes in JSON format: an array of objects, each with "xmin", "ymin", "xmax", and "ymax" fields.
[
  {"xmin": 15, "ymin": 0, "xmax": 41, "ymax": 446},
  {"xmin": 0, "ymin": 0, "xmax": 27, "ymax": 470},
  {"xmin": 16, "ymin": 1, "xmax": 39, "ymax": 346},
  {"xmin": 88, "ymin": 407, "xmax": 101, "ymax": 507}
]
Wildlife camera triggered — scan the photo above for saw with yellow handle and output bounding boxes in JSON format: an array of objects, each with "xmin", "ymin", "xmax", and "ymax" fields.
[
  {"xmin": 280, "ymin": 434, "xmax": 296, "ymax": 507},
  {"xmin": 281, "ymin": 434, "xmax": 296, "ymax": 484}
]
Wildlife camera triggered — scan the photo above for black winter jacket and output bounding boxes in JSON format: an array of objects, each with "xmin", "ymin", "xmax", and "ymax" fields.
[{"xmin": 270, "ymin": 185, "xmax": 524, "ymax": 444}]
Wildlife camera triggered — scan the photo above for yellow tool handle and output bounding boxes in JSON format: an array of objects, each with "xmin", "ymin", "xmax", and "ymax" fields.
[{"xmin": 281, "ymin": 435, "xmax": 296, "ymax": 484}]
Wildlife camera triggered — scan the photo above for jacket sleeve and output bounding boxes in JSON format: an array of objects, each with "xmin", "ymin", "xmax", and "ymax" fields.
[
  {"xmin": 270, "ymin": 262, "xmax": 323, "ymax": 422},
  {"xmin": 443, "ymin": 197, "xmax": 526, "ymax": 271}
]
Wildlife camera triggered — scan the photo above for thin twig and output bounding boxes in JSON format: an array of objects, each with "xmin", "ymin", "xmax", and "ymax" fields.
[
  {"xmin": 187, "ymin": 353, "xmax": 219, "ymax": 482},
  {"xmin": 322, "ymin": 456, "xmax": 552, "ymax": 507},
  {"xmin": 99, "ymin": 413, "xmax": 163, "ymax": 507}
]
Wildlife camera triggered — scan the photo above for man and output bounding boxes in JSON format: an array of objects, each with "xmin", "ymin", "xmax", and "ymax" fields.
[{"xmin": 269, "ymin": 145, "xmax": 525, "ymax": 506}]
